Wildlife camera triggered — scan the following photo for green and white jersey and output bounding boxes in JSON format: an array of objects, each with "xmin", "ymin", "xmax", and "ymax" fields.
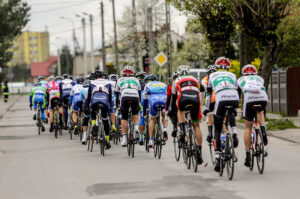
[
  {"xmin": 238, "ymin": 75, "xmax": 268, "ymax": 103},
  {"xmin": 207, "ymin": 71, "xmax": 239, "ymax": 102},
  {"xmin": 115, "ymin": 77, "xmax": 141, "ymax": 99}
]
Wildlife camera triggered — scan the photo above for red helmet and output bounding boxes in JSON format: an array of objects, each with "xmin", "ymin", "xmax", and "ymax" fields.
[
  {"xmin": 242, "ymin": 64, "xmax": 257, "ymax": 75},
  {"xmin": 215, "ymin": 57, "xmax": 231, "ymax": 70},
  {"xmin": 122, "ymin": 65, "xmax": 134, "ymax": 76}
]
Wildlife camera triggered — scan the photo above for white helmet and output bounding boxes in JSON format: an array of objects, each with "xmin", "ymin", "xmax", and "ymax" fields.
[
  {"xmin": 122, "ymin": 65, "xmax": 135, "ymax": 76},
  {"xmin": 215, "ymin": 57, "xmax": 231, "ymax": 70},
  {"xmin": 177, "ymin": 65, "xmax": 190, "ymax": 76}
]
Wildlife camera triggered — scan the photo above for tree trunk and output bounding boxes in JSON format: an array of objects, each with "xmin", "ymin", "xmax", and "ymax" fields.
[
  {"xmin": 239, "ymin": 30, "xmax": 248, "ymax": 75},
  {"xmin": 211, "ymin": 39, "xmax": 227, "ymax": 61},
  {"xmin": 259, "ymin": 39, "xmax": 282, "ymax": 91}
]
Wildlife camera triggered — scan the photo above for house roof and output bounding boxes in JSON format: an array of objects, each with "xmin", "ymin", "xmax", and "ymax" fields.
[{"xmin": 30, "ymin": 56, "xmax": 57, "ymax": 77}]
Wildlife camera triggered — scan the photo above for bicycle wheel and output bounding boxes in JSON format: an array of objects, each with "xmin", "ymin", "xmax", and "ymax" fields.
[
  {"xmin": 90, "ymin": 136, "xmax": 94, "ymax": 152},
  {"xmin": 225, "ymin": 134, "xmax": 235, "ymax": 180},
  {"xmin": 127, "ymin": 133, "xmax": 131, "ymax": 156},
  {"xmin": 158, "ymin": 135, "xmax": 162, "ymax": 159},
  {"xmin": 173, "ymin": 136, "xmax": 181, "ymax": 161},
  {"xmin": 192, "ymin": 137, "xmax": 198, "ymax": 173},
  {"xmin": 219, "ymin": 155, "xmax": 224, "ymax": 177},
  {"xmin": 256, "ymin": 129, "xmax": 265, "ymax": 174},
  {"xmin": 209, "ymin": 141, "xmax": 215, "ymax": 165},
  {"xmin": 131, "ymin": 137, "xmax": 135, "ymax": 158},
  {"xmin": 145, "ymin": 128, "xmax": 149, "ymax": 152},
  {"xmin": 154, "ymin": 131, "xmax": 158, "ymax": 158},
  {"xmin": 186, "ymin": 137, "xmax": 192, "ymax": 170},
  {"xmin": 182, "ymin": 142, "xmax": 188, "ymax": 164}
]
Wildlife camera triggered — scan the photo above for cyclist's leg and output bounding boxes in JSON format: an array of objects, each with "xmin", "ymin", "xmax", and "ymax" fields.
[
  {"xmin": 109, "ymin": 107, "xmax": 116, "ymax": 132},
  {"xmin": 148, "ymin": 102, "xmax": 157, "ymax": 146},
  {"xmin": 49, "ymin": 98, "xmax": 55, "ymax": 132},
  {"xmin": 138, "ymin": 113, "xmax": 145, "ymax": 144},
  {"xmin": 257, "ymin": 101, "xmax": 268, "ymax": 145},
  {"xmin": 207, "ymin": 102, "xmax": 215, "ymax": 142},
  {"xmin": 227, "ymin": 101, "xmax": 239, "ymax": 147},
  {"xmin": 120, "ymin": 98, "xmax": 129, "ymax": 146},
  {"xmin": 101, "ymin": 104, "xmax": 111, "ymax": 149},
  {"xmin": 72, "ymin": 97, "xmax": 80, "ymax": 133},
  {"xmin": 82, "ymin": 115, "xmax": 89, "ymax": 143},
  {"xmin": 131, "ymin": 97, "xmax": 140, "ymax": 138}
]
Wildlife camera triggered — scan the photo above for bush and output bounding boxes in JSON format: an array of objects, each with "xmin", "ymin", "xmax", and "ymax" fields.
[{"xmin": 266, "ymin": 118, "xmax": 298, "ymax": 130}]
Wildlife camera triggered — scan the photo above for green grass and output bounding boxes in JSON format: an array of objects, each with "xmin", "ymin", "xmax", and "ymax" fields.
[
  {"xmin": 266, "ymin": 118, "xmax": 298, "ymax": 131},
  {"xmin": 237, "ymin": 117, "xmax": 244, "ymax": 123},
  {"xmin": 266, "ymin": 110, "xmax": 287, "ymax": 117}
]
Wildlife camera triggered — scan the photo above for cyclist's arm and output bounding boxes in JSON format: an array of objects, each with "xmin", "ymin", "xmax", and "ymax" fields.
[
  {"xmin": 84, "ymin": 85, "xmax": 93, "ymax": 112},
  {"xmin": 29, "ymin": 88, "xmax": 34, "ymax": 105},
  {"xmin": 59, "ymin": 82, "xmax": 63, "ymax": 101},
  {"xmin": 142, "ymin": 90, "xmax": 148, "ymax": 116},
  {"xmin": 165, "ymin": 84, "xmax": 172, "ymax": 110}
]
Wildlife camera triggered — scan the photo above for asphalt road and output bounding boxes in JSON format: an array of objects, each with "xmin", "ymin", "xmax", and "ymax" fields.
[{"xmin": 1, "ymin": 96, "xmax": 300, "ymax": 199}]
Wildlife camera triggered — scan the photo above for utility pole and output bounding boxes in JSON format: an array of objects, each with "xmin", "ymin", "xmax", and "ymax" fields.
[
  {"xmin": 132, "ymin": 0, "xmax": 140, "ymax": 70},
  {"xmin": 112, "ymin": 0, "xmax": 120, "ymax": 74},
  {"xmin": 57, "ymin": 49, "xmax": 61, "ymax": 75},
  {"xmin": 89, "ymin": 14, "xmax": 95, "ymax": 73},
  {"xmin": 165, "ymin": 1, "xmax": 172, "ymax": 78},
  {"xmin": 147, "ymin": 7, "xmax": 154, "ymax": 72},
  {"xmin": 82, "ymin": 18, "xmax": 87, "ymax": 77},
  {"xmin": 100, "ymin": 1, "xmax": 106, "ymax": 71}
]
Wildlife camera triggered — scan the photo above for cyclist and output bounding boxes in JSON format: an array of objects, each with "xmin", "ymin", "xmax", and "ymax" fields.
[
  {"xmin": 38, "ymin": 76, "xmax": 48, "ymax": 88},
  {"xmin": 59, "ymin": 74, "xmax": 74, "ymax": 130},
  {"xmin": 238, "ymin": 64, "xmax": 268, "ymax": 167},
  {"xmin": 69, "ymin": 77, "xmax": 84, "ymax": 135},
  {"xmin": 201, "ymin": 65, "xmax": 217, "ymax": 143},
  {"xmin": 167, "ymin": 72, "xmax": 179, "ymax": 138},
  {"xmin": 115, "ymin": 66, "xmax": 141, "ymax": 147},
  {"xmin": 80, "ymin": 80, "xmax": 90, "ymax": 144},
  {"xmin": 84, "ymin": 70, "xmax": 113, "ymax": 149},
  {"xmin": 171, "ymin": 65, "xmax": 203, "ymax": 165},
  {"xmin": 143, "ymin": 74, "xmax": 168, "ymax": 148},
  {"xmin": 29, "ymin": 81, "xmax": 48, "ymax": 132},
  {"xmin": 107, "ymin": 74, "xmax": 118, "ymax": 133},
  {"xmin": 205, "ymin": 57, "xmax": 239, "ymax": 172},
  {"xmin": 47, "ymin": 76, "xmax": 61, "ymax": 132},
  {"xmin": 136, "ymin": 71, "xmax": 147, "ymax": 145}
]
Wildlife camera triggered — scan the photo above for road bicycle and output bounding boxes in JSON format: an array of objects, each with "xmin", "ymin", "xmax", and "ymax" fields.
[
  {"xmin": 53, "ymin": 99, "xmax": 62, "ymax": 138},
  {"xmin": 77, "ymin": 109, "xmax": 83, "ymax": 142},
  {"xmin": 127, "ymin": 107, "xmax": 135, "ymax": 158},
  {"xmin": 36, "ymin": 102, "xmax": 42, "ymax": 135},
  {"xmin": 206, "ymin": 112, "xmax": 215, "ymax": 165},
  {"xmin": 113, "ymin": 108, "xmax": 121, "ymax": 145},
  {"xmin": 144, "ymin": 109, "xmax": 150, "ymax": 152},
  {"xmin": 96, "ymin": 104, "xmax": 106, "ymax": 156},
  {"xmin": 67, "ymin": 106, "xmax": 73, "ymax": 140},
  {"xmin": 249, "ymin": 104, "xmax": 268, "ymax": 174},
  {"xmin": 153, "ymin": 105, "xmax": 166, "ymax": 159},
  {"xmin": 218, "ymin": 105, "xmax": 238, "ymax": 181}
]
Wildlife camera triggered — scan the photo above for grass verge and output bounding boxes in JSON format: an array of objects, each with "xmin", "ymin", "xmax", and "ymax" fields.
[{"xmin": 266, "ymin": 118, "xmax": 298, "ymax": 131}]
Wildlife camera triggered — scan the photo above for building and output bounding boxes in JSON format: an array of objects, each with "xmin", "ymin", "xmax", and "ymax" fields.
[
  {"xmin": 30, "ymin": 56, "xmax": 58, "ymax": 77},
  {"xmin": 8, "ymin": 31, "xmax": 50, "ymax": 66}
]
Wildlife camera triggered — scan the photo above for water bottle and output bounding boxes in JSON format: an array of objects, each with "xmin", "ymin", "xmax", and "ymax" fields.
[
  {"xmin": 221, "ymin": 133, "xmax": 226, "ymax": 149},
  {"xmin": 251, "ymin": 132, "xmax": 255, "ymax": 144}
]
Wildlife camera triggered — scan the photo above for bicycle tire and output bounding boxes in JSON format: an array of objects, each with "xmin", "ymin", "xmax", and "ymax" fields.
[
  {"xmin": 158, "ymin": 135, "xmax": 162, "ymax": 159},
  {"xmin": 90, "ymin": 136, "xmax": 94, "ymax": 152},
  {"xmin": 209, "ymin": 142, "xmax": 215, "ymax": 165},
  {"xmin": 182, "ymin": 143, "xmax": 188, "ymax": 164},
  {"xmin": 256, "ymin": 129, "xmax": 265, "ymax": 174},
  {"xmin": 226, "ymin": 134, "xmax": 235, "ymax": 180},
  {"xmin": 249, "ymin": 148, "xmax": 254, "ymax": 171},
  {"xmin": 154, "ymin": 130, "xmax": 158, "ymax": 158},
  {"xmin": 219, "ymin": 156, "xmax": 224, "ymax": 177},
  {"xmin": 192, "ymin": 137, "xmax": 198, "ymax": 173},
  {"xmin": 186, "ymin": 134, "xmax": 192, "ymax": 170},
  {"xmin": 173, "ymin": 136, "xmax": 181, "ymax": 161},
  {"xmin": 131, "ymin": 138, "xmax": 135, "ymax": 158}
]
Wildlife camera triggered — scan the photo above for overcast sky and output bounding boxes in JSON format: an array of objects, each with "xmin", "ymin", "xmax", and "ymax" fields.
[{"xmin": 24, "ymin": 0, "xmax": 187, "ymax": 55}]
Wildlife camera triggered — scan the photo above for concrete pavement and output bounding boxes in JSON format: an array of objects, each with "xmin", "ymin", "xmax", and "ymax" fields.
[{"xmin": 1, "ymin": 96, "xmax": 300, "ymax": 199}]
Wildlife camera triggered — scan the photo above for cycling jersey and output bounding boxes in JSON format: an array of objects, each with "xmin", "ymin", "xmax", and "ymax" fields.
[
  {"xmin": 115, "ymin": 77, "xmax": 141, "ymax": 100},
  {"xmin": 238, "ymin": 75, "xmax": 268, "ymax": 121},
  {"xmin": 206, "ymin": 71, "xmax": 239, "ymax": 115},
  {"xmin": 201, "ymin": 75, "xmax": 216, "ymax": 103},
  {"xmin": 172, "ymin": 75, "xmax": 202, "ymax": 122},
  {"xmin": 40, "ymin": 80, "xmax": 48, "ymax": 88},
  {"xmin": 70, "ymin": 84, "xmax": 83, "ymax": 111},
  {"xmin": 143, "ymin": 81, "xmax": 167, "ymax": 117},
  {"xmin": 59, "ymin": 79, "xmax": 74, "ymax": 105},
  {"xmin": 47, "ymin": 81, "xmax": 60, "ymax": 109},
  {"xmin": 30, "ymin": 85, "xmax": 47, "ymax": 109}
]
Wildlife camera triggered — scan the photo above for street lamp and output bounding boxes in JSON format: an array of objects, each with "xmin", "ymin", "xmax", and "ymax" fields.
[
  {"xmin": 76, "ymin": 14, "xmax": 88, "ymax": 77},
  {"xmin": 82, "ymin": 12, "xmax": 95, "ymax": 73}
]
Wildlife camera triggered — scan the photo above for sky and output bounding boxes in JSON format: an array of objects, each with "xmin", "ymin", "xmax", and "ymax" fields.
[{"xmin": 24, "ymin": 0, "xmax": 187, "ymax": 55}]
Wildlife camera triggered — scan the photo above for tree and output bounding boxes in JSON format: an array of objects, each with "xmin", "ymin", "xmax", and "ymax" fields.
[
  {"xmin": 60, "ymin": 45, "xmax": 73, "ymax": 75},
  {"xmin": 276, "ymin": 7, "xmax": 300, "ymax": 68},
  {"xmin": 229, "ymin": 0, "xmax": 297, "ymax": 90},
  {"xmin": 170, "ymin": 0, "xmax": 236, "ymax": 61},
  {"xmin": 0, "ymin": 0, "xmax": 30, "ymax": 69}
]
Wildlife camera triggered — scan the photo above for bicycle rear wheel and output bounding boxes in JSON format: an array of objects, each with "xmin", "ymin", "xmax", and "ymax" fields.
[
  {"xmin": 209, "ymin": 141, "xmax": 215, "ymax": 165},
  {"xmin": 192, "ymin": 138, "xmax": 198, "ymax": 173},
  {"xmin": 256, "ymin": 129, "xmax": 265, "ymax": 174},
  {"xmin": 225, "ymin": 134, "xmax": 235, "ymax": 180}
]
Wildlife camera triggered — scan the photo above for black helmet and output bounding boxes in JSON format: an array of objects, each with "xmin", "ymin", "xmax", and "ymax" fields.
[
  {"xmin": 55, "ymin": 76, "xmax": 62, "ymax": 81},
  {"xmin": 144, "ymin": 74, "xmax": 158, "ymax": 82},
  {"xmin": 77, "ymin": 77, "xmax": 84, "ymax": 84},
  {"xmin": 38, "ymin": 76, "xmax": 44, "ymax": 81},
  {"xmin": 69, "ymin": 75, "xmax": 73, "ymax": 80},
  {"xmin": 95, "ymin": 70, "xmax": 104, "ymax": 78},
  {"xmin": 62, "ymin": 74, "xmax": 69, "ymax": 79},
  {"xmin": 83, "ymin": 80, "xmax": 90, "ymax": 88},
  {"xmin": 136, "ymin": 71, "xmax": 147, "ymax": 80},
  {"xmin": 109, "ymin": 74, "xmax": 118, "ymax": 81},
  {"xmin": 172, "ymin": 71, "xmax": 178, "ymax": 80}
]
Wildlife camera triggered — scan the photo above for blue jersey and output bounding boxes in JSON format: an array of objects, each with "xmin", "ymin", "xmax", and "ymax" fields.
[{"xmin": 143, "ymin": 81, "xmax": 167, "ymax": 115}]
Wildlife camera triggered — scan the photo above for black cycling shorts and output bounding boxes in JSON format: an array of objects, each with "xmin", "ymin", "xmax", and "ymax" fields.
[
  {"xmin": 243, "ymin": 101, "xmax": 267, "ymax": 121},
  {"xmin": 177, "ymin": 91, "xmax": 201, "ymax": 122},
  {"xmin": 209, "ymin": 102, "xmax": 215, "ymax": 112},
  {"xmin": 120, "ymin": 96, "xmax": 140, "ymax": 120},
  {"xmin": 82, "ymin": 116, "xmax": 89, "ymax": 126},
  {"xmin": 215, "ymin": 100, "xmax": 239, "ymax": 118},
  {"xmin": 50, "ymin": 97, "xmax": 60, "ymax": 109}
]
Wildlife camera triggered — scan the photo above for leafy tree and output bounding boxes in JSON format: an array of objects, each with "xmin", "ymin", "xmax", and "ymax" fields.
[
  {"xmin": 59, "ymin": 45, "xmax": 73, "ymax": 75},
  {"xmin": 277, "ymin": 7, "xmax": 300, "ymax": 68},
  {"xmin": 0, "ymin": 0, "xmax": 30, "ymax": 71},
  {"xmin": 170, "ymin": 0, "xmax": 236, "ymax": 61},
  {"xmin": 229, "ymin": 0, "xmax": 298, "ymax": 90}
]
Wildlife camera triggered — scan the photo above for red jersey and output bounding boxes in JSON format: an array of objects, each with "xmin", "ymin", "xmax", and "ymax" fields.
[{"xmin": 172, "ymin": 76, "xmax": 199, "ymax": 95}]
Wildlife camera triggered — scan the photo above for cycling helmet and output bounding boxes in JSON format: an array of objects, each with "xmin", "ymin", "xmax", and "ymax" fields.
[
  {"xmin": 35, "ymin": 81, "xmax": 41, "ymax": 86},
  {"xmin": 122, "ymin": 65, "xmax": 135, "ymax": 76},
  {"xmin": 109, "ymin": 74, "xmax": 118, "ymax": 81},
  {"xmin": 177, "ymin": 65, "xmax": 190, "ymax": 76},
  {"xmin": 38, "ymin": 76, "xmax": 44, "ymax": 81},
  {"xmin": 207, "ymin": 65, "xmax": 217, "ymax": 74},
  {"xmin": 144, "ymin": 74, "xmax": 158, "ymax": 82},
  {"xmin": 95, "ymin": 70, "xmax": 105, "ymax": 78},
  {"xmin": 172, "ymin": 71, "xmax": 178, "ymax": 80},
  {"xmin": 215, "ymin": 57, "xmax": 231, "ymax": 70},
  {"xmin": 242, "ymin": 64, "xmax": 257, "ymax": 76},
  {"xmin": 62, "ymin": 74, "xmax": 69, "ymax": 79},
  {"xmin": 69, "ymin": 75, "xmax": 73, "ymax": 80},
  {"xmin": 76, "ymin": 77, "xmax": 84, "ymax": 84},
  {"xmin": 89, "ymin": 72, "xmax": 95, "ymax": 80},
  {"xmin": 83, "ymin": 80, "xmax": 90, "ymax": 88},
  {"xmin": 136, "ymin": 71, "xmax": 147, "ymax": 80},
  {"xmin": 55, "ymin": 76, "xmax": 62, "ymax": 81},
  {"xmin": 47, "ymin": 76, "xmax": 54, "ymax": 81}
]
